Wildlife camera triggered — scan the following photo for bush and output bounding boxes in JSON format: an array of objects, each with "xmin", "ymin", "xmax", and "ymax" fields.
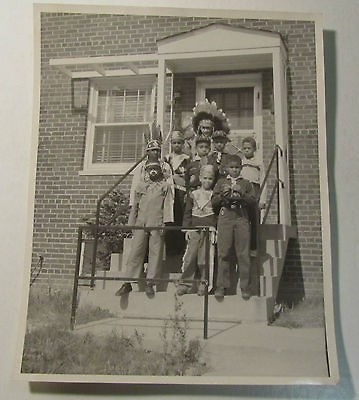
[{"xmin": 81, "ymin": 189, "xmax": 131, "ymax": 267}]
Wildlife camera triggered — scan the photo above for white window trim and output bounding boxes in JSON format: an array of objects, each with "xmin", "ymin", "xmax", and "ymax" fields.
[
  {"xmin": 196, "ymin": 73, "xmax": 263, "ymax": 160},
  {"xmin": 80, "ymin": 78, "xmax": 156, "ymax": 176}
]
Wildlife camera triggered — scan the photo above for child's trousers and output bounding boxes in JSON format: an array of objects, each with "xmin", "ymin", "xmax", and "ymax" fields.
[
  {"xmin": 216, "ymin": 208, "xmax": 251, "ymax": 291},
  {"xmin": 125, "ymin": 229, "xmax": 164, "ymax": 281},
  {"xmin": 179, "ymin": 230, "xmax": 207, "ymax": 287}
]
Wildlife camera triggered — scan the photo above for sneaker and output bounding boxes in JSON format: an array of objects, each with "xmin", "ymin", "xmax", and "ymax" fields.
[
  {"xmin": 176, "ymin": 285, "xmax": 191, "ymax": 296},
  {"xmin": 197, "ymin": 282, "xmax": 206, "ymax": 296},
  {"xmin": 115, "ymin": 283, "xmax": 132, "ymax": 296},
  {"xmin": 214, "ymin": 287, "xmax": 224, "ymax": 299},
  {"xmin": 241, "ymin": 289, "xmax": 251, "ymax": 300},
  {"xmin": 145, "ymin": 283, "xmax": 155, "ymax": 297}
]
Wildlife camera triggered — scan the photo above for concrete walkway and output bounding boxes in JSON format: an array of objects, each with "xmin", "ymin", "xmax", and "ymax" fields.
[{"xmin": 74, "ymin": 317, "xmax": 329, "ymax": 378}]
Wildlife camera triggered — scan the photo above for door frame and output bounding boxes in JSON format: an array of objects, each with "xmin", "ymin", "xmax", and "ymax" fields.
[{"xmin": 196, "ymin": 73, "xmax": 263, "ymax": 160}]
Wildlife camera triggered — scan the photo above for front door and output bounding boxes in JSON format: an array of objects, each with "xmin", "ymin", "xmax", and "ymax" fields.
[{"xmin": 196, "ymin": 73, "xmax": 263, "ymax": 161}]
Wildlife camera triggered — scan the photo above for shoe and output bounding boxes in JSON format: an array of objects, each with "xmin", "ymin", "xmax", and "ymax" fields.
[
  {"xmin": 145, "ymin": 283, "xmax": 155, "ymax": 297},
  {"xmin": 115, "ymin": 283, "xmax": 132, "ymax": 296},
  {"xmin": 176, "ymin": 285, "xmax": 191, "ymax": 296},
  {"xmin": 241, "ymin": 290, "xmax": 251, "ymax": 300},
  {"xmin": 197, "ymin": 282, "xmax": 206, "ymax": 296},
  {"xmin": 214, "ymin": 287, "xmax": 224, "ymax": 299}
]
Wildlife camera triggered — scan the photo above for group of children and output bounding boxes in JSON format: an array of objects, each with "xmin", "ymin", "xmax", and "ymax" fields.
[{"xmin": 116, "ymin": 125, "xmax": 264, "ymax": 300}]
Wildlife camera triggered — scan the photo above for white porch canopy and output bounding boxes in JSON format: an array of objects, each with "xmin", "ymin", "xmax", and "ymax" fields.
[{"xmin": 50, "ymin": 23, "xmax": 291, "ymax": 225}]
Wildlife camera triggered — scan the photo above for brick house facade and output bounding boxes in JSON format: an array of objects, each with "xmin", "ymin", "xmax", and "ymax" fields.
[{"xmin": 32, "ymin": 11, "xmax": 321, "ymax": 300}]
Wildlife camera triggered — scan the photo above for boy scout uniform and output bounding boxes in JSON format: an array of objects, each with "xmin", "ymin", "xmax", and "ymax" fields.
[{"xmin": 212, "ymin": 176, "xmax": 256, "ymax": 293}]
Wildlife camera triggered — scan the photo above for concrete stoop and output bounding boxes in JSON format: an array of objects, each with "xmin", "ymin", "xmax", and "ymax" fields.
[{"xmin": 78, "ymin": 281, "xmax": 274, "ymax": 324}]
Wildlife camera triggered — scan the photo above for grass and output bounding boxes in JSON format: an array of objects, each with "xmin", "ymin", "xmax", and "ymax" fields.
[
  {"xmin": 22, "ymin": 288, "xmax": 207, "ymax": 376},
  {"xmin": 26, "ymin": 288, "xmax": 114, "ymax": 330},
  {"xmin": 271, "ymin": 297, "xmax": 325, "ymax": 328}
]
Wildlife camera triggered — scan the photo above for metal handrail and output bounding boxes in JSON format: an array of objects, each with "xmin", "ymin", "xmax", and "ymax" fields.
[
  {"xmin": 71, "ymin": 224, "xmax": 211, "ymax": 339},
  {"xmin": 256, "ymin": 144, "xmax": 283, "ymax": 225},
  {"xmin": 257, "ymin": 144, "xmax": 282, "ymax": 201}
]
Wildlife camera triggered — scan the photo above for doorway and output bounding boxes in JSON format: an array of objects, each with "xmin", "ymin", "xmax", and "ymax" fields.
[{"xmin": 196, "ymin": 73, "xmax": 263, "ymax": 161}]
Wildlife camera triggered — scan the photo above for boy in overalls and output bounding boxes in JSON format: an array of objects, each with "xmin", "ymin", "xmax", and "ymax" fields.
[{"xmin": 116, "ymin": 160, "xmax": 173, "ymax": 297}]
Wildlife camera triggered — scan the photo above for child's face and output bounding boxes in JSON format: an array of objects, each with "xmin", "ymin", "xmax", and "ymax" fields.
[
  {"xmin": 147, "ymin": 148, "xmax": 160, "ymax": 161},
  {"xmin": 198, "ymin": 120, "xmax": 214, "ymax": 136},
  {"xmin": 196, "ymin": 142, "xmax": 210, "ymax": 157},
  {"xmin": 171, "ymin": 140, "xmax": 183, "ymax": 154},
  {"xmin": 213, "ymin": 139, "xmax": 226, "ymax": 153},
  {"xmin": 227, "ymin": 161, "xmax": 242, "ymax": 178},
  {"xmin": 200, "ymin": 172, "xmax": 214, "ymax": 190},
  {"xmin": 242, "ymin": 142, "xmax": 255, "ymax": 159}
]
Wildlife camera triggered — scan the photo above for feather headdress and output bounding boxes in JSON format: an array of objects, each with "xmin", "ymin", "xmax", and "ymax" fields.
[
  {"xmin": 192, "ymin": 99, "xmax": 230, "ymax": 135},
  {"xmin": 144, "ymin": 121, "xmax": 162, "ymax": 151}
]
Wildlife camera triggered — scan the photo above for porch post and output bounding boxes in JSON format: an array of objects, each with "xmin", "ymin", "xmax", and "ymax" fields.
[
  {"xmin": 272, "ymin": 46, "xmax": 291, "ymax": 226},
  {"xmin": 157, "ymin": 58, "xmax": 166, "ymax": 144}
]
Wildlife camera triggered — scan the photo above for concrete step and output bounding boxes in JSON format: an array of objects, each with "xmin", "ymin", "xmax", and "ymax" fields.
[
  {"xmin": 261, "ymin": 239, "xmax": 287, "ymax": 259},
  {"xmin": 258, "ymin": 224, "xmax": 297, "ymax": 240},
  {"xmin": 261, "ymin": 255, "xmax": 280, "ymax": 277},
  {"xmin": 78, "ymin": 285, "xmax": 274, "ymax": 324}
]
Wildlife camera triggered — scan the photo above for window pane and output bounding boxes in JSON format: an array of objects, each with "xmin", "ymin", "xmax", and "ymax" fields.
[
  {"xmin": 96, "ymin": 89, "xmax": 152, "ymax": 124},
  {"xmin": 206, "ymin": 87, "xmax": 254, "ymax": 130},
  {"xmin": 92, "ymin": 124, "xmax": 149, "ymax": 164}
]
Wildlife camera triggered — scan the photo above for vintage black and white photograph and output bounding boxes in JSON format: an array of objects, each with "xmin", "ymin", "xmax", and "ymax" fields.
[{"xmin": 18, "ymin": 4, "xmax": 338, "ymax": 384}]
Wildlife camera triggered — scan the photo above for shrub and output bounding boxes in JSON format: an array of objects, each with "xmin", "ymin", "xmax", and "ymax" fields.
[{"xmin": 81, "ymin": 189, "xmax": 131, "ymax": 267}]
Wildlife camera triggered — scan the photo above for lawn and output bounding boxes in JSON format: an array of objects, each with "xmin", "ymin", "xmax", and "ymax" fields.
[
  {"xmin": 21, "ymin": 288, "xmax": 207, "ymax": 376},
  {"xmin": 271, "ymin": 298, "xmax": 325, "ymax": 328}
]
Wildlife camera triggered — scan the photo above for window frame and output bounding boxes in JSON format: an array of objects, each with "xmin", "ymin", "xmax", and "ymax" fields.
[{"xmin": 80, "ymin": 77, "xmax": 156, "ymax": 176}]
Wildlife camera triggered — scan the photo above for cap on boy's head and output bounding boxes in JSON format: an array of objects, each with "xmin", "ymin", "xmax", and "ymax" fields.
[
  {"xmin": 170, "ymin": 130, "xmax": 184, "ymax": 142},
  {"xmin": 212, "ymin": 130, "xmax": 230, "ymax": 142},
  {"xmin": 146, "ymin": 139, "xmax": 161, "ymax": 151},
  {"xmin": 225, "ymin": 154, "xmax": 242, "ymax": 167},
  {"xmin": 200, "ymin": 164, "xmax": 215, "ymax": 177},
  {"xmin": 242, "ymin": 136, "xmax": 257, "ymax": 150},
  {"xmin": 195, "ymin": 134, "xmax": 211, "ymax": 146}
]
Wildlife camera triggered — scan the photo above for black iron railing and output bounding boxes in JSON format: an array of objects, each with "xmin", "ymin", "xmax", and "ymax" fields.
[
  {"xmin": 258, "ymin": 144, "xmax": 284, "ymax": 225},
  {"xmin": 71, "ymin": 224, "xmax": 212, "ymax": 339}
]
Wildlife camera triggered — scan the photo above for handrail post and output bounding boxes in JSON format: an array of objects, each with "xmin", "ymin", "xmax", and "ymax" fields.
[
  {"xmin": 276, "ymin": 146, "xmax": 280, "ymax": 225},
  {"xmin": 203, "ymin": 227, "xmax": 210, "ymax": 340},
  {"xmin": 71, "ymin": 227, "xmax": 83, "ymax": 330}
]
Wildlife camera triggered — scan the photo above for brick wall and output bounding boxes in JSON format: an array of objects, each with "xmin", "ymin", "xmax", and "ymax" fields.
[{"xmin": 34, "ymin": 12, "xmax": 321, "ymax": 299}]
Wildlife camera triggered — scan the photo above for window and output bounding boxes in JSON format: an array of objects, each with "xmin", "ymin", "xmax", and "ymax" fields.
[{"xmin": 81, "ymin": 77, "xmax": 156, "ymax": 175}]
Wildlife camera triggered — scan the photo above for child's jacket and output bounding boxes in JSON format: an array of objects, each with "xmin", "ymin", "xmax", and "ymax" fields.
[{"xmin": 212, "ymin": 176, "xmax": 256, "ymax": 219}]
